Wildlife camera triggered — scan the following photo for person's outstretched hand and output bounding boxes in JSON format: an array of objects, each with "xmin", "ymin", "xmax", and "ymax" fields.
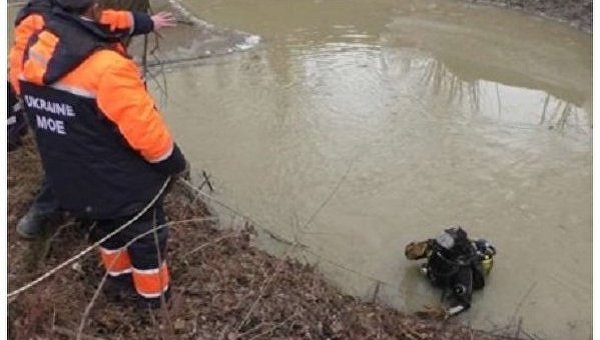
[{"xmin": 151, "ymin": 11, "xmax": 177, "ymax": 30}]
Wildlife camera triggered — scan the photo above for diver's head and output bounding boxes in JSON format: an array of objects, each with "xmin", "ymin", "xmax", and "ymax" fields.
[{"xmin": 435, "ymin": 226, "xmax": 468, "ymax": 250}]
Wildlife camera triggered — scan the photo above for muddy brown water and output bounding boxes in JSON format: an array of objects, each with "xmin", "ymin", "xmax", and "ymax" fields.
[{"xmin": 9, "ymin": 0, "xmax": 592, "ymax": 338}]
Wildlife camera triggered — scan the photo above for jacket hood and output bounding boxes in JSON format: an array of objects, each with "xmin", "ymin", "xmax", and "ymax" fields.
[
  {"xmin": 29, "ymin": 6, "xmax": 122, "ymax": 85},
  {"xmin": 15, "ymin": 0, "xmax": 54, "ymax": 26}
]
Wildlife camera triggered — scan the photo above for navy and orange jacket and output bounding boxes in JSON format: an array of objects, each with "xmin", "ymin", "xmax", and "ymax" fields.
[
  {"xmin": 19, "ymin": 7, "xmax": 186, "ymax": 218},
  {"xmin": 9, "ymin": 0, "xmax": 154, "ymax": 94}
]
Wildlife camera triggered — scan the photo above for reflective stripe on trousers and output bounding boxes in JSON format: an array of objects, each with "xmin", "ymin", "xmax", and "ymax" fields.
[
  {"xmin": 93, "ymin": 204, "xmax": 169, "ymax": 301},
  {"xmin": 132, "ymin": 261, "xmax": 170, "ymax": 298},
  {"xmin": 99, "ymin": 246, "xmax": 132, "ymax": 276}
]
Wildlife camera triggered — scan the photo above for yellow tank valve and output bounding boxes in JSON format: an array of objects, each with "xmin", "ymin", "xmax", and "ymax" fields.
[{"xmin": 482, "ymin": 255, "xmax": 493, "ymax": 275}]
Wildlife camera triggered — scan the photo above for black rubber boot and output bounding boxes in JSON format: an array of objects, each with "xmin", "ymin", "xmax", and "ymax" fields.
[
  {"xmin": 16, "ymin": 207, "xmax": 61, "ymax": 239},
  {"xmin": 16, "ymin": 179, "xmax": 62, "ymax": 239},
  {"xmin": 136, "ymin": 288, "xmax": 171, "ymax": 311},
  {"xmin": 103, "ymin": 275, "xmax": 137, "ymax": 303}
]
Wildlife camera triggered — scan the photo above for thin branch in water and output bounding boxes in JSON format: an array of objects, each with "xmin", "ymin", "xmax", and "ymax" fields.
[
  {"xmin": 147, "ymin": 27, "xmax": 169, "ymax": 104},
  {"xmin": 201, "ymin": 171, "xmax": 215, "ymax": 192}
]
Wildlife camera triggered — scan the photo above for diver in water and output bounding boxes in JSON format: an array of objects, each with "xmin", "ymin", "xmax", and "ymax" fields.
[{"xmin": 405, "ymin": 226, "xmax": 496, "ymax": 317}]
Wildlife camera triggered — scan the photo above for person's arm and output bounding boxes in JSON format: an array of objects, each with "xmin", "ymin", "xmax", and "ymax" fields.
[
  {"xmin": 99, "ymin": 10, "xmax": 176, "ymax": 37},
  {"xmin": 96, "ymin": 55, "xmax": 187, "ymax": 175},
  {"xmin": 9, "ymin": 14, "xmax": 45, "ymax": 94}
]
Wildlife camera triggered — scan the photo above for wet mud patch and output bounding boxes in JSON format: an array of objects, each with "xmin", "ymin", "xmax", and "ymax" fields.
[
  {"xmin": 7, "ymin": 140, "xmax": 504, "ymax": 339},
  {"xmin": 466, "ymin": 0, "xmax": 592, "ymax": 32}
]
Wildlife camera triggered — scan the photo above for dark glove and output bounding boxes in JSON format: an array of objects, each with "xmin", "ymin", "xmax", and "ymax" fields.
[
  {"xmin": 152, "ymin": 143, "xmax": 187, "ymax": 176},
  {"xmin": 163, "ymin": 160, "xmax": 191, "ymax": 197},
  {"xmin": 176, "ymin": 160, "xmax": 191, "ymax": 181}
]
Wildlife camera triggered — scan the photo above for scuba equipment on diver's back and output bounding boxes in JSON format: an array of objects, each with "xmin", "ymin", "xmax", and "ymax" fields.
[
  {"xmin": 426, "ymin": 227, "xmax": 476, "ymax": 285},
  {"xmin": 473, "ymin": 238, "xmax": 496, "ymax": 276},
  {"xmin": 404, "ymin": 226, "xmax": 497, "ymax": 317},
  {"xmin": 480, "ymin": 254, "xmax": 493, "ymax": 276}
]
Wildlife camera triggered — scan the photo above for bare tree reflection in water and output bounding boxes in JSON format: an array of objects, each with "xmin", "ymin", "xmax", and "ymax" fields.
[
  {"xmin": 419, "ymin": 58, "xmax": 480, "ymax": 114},
  {"xmin": 418, "ymin": 58, "xmax": 588, "ymax": 132},
  {"xmin": 539, "ymin": 94, "xmax": 583, "ymax": 132},
  {"xmin": 554, "ymin": 102, "xmax": 575, "ymax": 131}
]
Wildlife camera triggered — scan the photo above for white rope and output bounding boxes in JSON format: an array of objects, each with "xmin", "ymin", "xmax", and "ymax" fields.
[
  {"xmin": 177, "ymin": 179, "xmax": 302, "ymax": 247},
  {"xmin": 178, "ymin": 178, "xmax": 433, "ymax": 300},
  {"xmin": 8, "ymin": 177, "xmax": 172, "ymax": 299}
]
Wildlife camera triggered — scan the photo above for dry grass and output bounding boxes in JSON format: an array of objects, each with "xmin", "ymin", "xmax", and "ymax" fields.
[{"xmin": 7, "ymin": 140, "xmax": 505, "ymax": 340}]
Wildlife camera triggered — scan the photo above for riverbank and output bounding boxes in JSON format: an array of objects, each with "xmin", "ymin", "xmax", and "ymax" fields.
[
  {"xmin": 467, "ymin": 0, "xmax": 592, "ymax": 33},
  {"xmin": 7, "ymin": 141, "xmax": 506, "ymax": 339},
  {"xmin": 6, "ymin": 0, "xmax": 589, "ymax": 338}
]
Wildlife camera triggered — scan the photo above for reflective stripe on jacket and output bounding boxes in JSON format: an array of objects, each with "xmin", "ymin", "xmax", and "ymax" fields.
[
  {"xmin": 9, "ymin": 0, "xmax": 154, "ymax": 94},
  {"xmin": 19, "ymin": 8, "xmax": 186, "ymax": 218}
]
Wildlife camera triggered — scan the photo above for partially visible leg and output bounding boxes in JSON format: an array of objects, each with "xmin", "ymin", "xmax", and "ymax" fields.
[
  {"xmin": 447, "ymin": 266, "xmax": 474, "ymax": 316},
  {"xmin": 16, "ymin": 178, "xmax": 62, "ymax": 239},
  {"xmin": 94, "ymin": 217, "xmax": 135, "ymax": 301},
  {"xmin": 125, "ymin": 205, "xmax": 170, "ymax": 309},
  {"xmin": 7, "ymin": 81, "xmax": 27, "ymax": 152},
  {"xmin": 12, "ymin": 81, "xmax": 60, "ymax": 239}
]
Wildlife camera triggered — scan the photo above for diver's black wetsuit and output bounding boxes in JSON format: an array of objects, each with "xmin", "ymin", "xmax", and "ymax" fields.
[{"xmin": 424, "ymin": 228, "xmax": 486, "ymax": 313}]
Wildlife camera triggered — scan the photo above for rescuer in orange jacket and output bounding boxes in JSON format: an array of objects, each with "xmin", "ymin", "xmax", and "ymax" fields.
[
  {"xmin": 19, "ymin": 0, "xmax": 186, "ymax": 308},
  {"xmin": 9, "ymin": 0, "xmax": 175, "ymax": 94},
  {"xmin": 9, "ymin": 0, "xmax": 177, "ymax": 239}
]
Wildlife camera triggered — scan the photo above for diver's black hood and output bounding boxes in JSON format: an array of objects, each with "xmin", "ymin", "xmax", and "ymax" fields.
[{"xmin": 434, "ymin": 227, "xmax": 474, "ymax": 259}]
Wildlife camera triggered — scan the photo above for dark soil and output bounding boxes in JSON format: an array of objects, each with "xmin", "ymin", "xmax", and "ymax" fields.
[
  {"xmin": 467, "ymin": 0, "xmax": 592, "ymax": 33},
  {"xmin": 7, "ymin": 139, "xmax": 506, "ymax": 339}
]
